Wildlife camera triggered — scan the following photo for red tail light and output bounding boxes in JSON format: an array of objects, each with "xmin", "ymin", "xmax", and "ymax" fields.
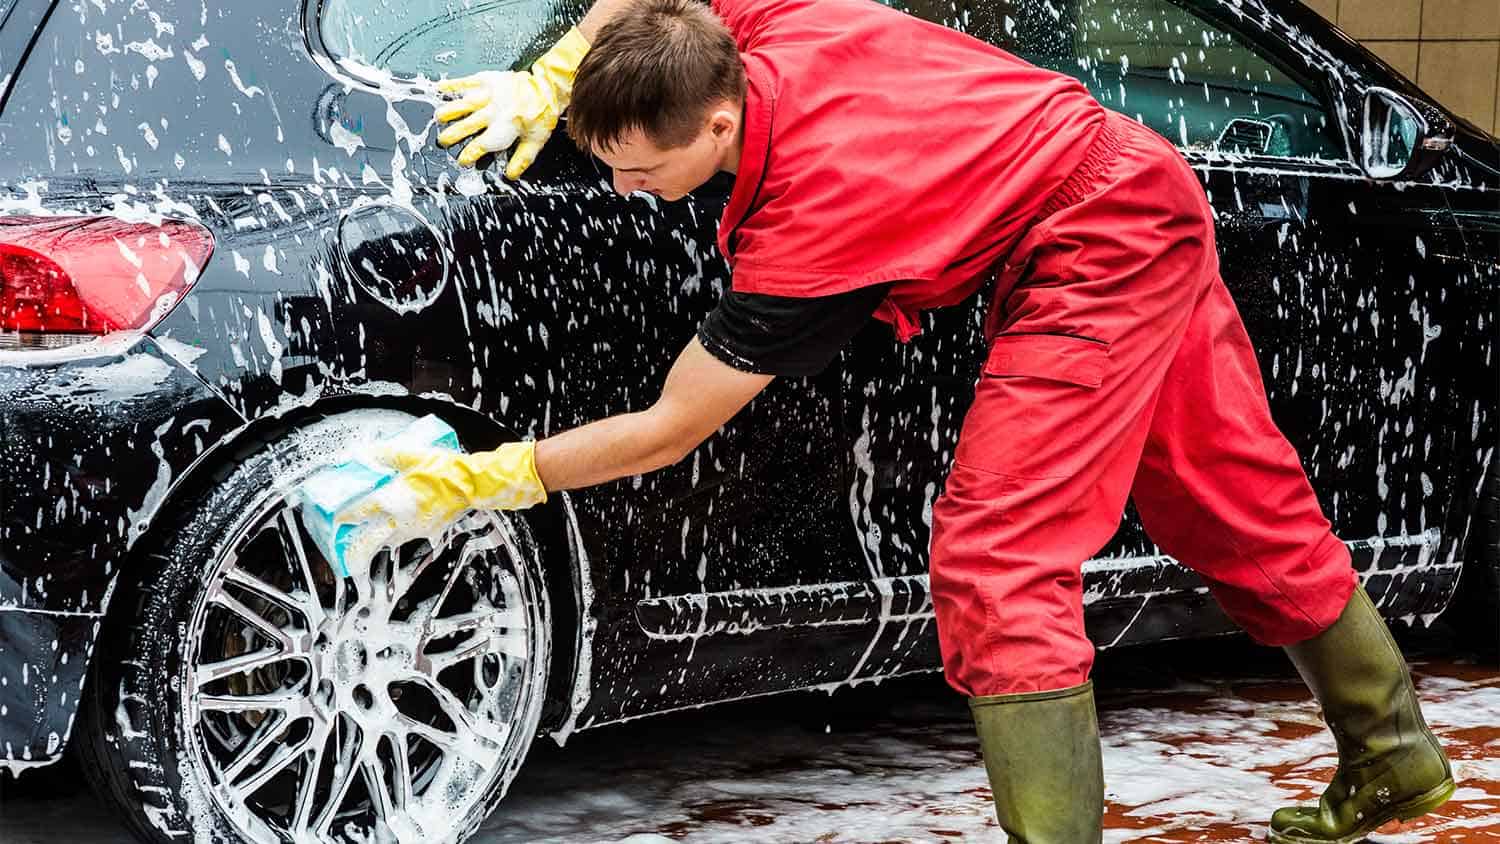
[{"xmin": 0, "ymin": 216, "xmax": 214, "ymax": 349}]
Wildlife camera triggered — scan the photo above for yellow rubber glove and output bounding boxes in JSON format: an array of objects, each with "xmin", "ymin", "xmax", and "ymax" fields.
[
  {"xmin": 334, "ymin": 442, "xmax": 548, "ymax": 544},
  {"xmin": 435, "ymin": 27, "xmax": 591, "ymax": 178}
]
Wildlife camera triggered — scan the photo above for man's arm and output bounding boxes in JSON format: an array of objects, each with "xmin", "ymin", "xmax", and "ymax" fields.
[
  {"xmin": 333, "ymin": 288, "xmax": 877, "ymax": 534},
  {"xmin": 532, "ymin": 337, "xmax": 774, "ymax": 492}
]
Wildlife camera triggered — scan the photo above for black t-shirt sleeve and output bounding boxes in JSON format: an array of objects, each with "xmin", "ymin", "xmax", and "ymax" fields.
[{"xmin": 696, "ymin": 284, "xmax": 889, "ymax": 377}]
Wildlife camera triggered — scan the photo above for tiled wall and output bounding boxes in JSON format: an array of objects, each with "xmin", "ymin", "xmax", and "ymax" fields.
[{"xmin": 1300, "ymin": 0, "xmax": 1500, "ymax": 137}]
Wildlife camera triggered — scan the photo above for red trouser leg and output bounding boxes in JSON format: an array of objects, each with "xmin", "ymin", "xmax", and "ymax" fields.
[
  {"xmin": 1130, "ymin": 279, "xmax": 1356, "ymax": 646},
  {"xmin": 930, "ymin": 115, "xmax": 1356, "ymax": 698}
]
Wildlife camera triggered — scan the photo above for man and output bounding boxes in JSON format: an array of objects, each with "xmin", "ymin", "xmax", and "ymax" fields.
[{"xmin": 340, "ymin": 0, "xmax": 1455, "ymax": 840}]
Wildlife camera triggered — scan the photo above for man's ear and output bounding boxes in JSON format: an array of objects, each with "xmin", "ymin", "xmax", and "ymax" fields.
[{"xmin": 708, "ymin": 104, "xmax": 739, "ymax": 143}]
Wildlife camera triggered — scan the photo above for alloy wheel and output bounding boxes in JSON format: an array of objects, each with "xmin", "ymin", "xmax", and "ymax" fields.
[{"xmin": 182, "ymin": 499, "xmax": 546, "ymax": 843}]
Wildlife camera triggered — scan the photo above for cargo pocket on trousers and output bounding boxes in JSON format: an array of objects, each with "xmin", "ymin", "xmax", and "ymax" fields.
[
  {"xmin": 955, "ymin": 332, "xmax": 1113, "ymax": 480},
  {"xmin": 983, "ymin": 333, "xmax": 1110, "ymax": 388}
]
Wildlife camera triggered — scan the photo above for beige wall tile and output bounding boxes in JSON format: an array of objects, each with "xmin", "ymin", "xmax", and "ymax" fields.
[
  {"xmin": 1339, "ymin": 0, "xmax": 1422, "ymax": 38},
  {"xmin": 1417, "ymin": 40, "xmax": 1500, "ymax": 129},
  {"xmin": 1494, "ymin": 69, "xmax": 1500, "ymax": 136},
  {"xmin": 1362, "ymin": 40, "xmax": 1421, "ymax": 78},
  {"xmin": 1421, "ymin": 0, "xmax": 1500, "ymax": 40},
  {"xmin": 1301, "ymin": 0, "xmax": 1339, "ymax": 22}
]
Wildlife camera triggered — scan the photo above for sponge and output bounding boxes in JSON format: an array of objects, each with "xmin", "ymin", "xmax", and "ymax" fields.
[{"xmin": 294, "ymin": 414, "xmax": 462, "ymax": 577}]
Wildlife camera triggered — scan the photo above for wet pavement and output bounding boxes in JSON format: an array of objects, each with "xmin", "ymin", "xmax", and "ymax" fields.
[{"xmin": 3, "ymin": 626, "xmax": 1497, "ymax": 843}]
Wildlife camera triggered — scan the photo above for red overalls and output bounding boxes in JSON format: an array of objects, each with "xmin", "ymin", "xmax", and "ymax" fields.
[{"xmin": 712, "ymin": 0, "xmax": 1357, "ymax": 697}]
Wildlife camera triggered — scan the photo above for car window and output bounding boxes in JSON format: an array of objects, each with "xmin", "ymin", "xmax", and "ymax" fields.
[
  {"xmin": 882, "ymin": 0, "xmax": 1344, "ymax": 161},
  {"xmin": 316, "ymin": 0, "xmax": 584, "ymax": 81}
]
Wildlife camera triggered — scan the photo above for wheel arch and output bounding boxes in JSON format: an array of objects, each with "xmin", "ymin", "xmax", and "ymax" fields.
[{"xmin": 90, "ymin": 393, "xmax": 589, "ymax": 737}]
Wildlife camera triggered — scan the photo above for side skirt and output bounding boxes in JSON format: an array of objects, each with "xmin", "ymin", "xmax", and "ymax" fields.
[{"xmin": 633, "ymin": 530, "xmax": 1454, "ymax": 652}]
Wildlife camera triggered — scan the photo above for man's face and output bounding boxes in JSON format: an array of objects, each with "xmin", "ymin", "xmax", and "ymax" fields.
[{"xmin": 593, "ymin": 105, "xmax": 740, "ymax": 202}]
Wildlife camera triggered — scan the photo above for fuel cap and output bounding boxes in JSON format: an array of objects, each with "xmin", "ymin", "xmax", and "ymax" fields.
[{"xmin": 336, "ymin": 202, "xmax": 449, "ymax": 314}]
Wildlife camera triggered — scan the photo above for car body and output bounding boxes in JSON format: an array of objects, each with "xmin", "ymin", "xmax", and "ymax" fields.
[{"xmin": 0, "ymin": 0, "xmax": 1495, "ymax": 840}]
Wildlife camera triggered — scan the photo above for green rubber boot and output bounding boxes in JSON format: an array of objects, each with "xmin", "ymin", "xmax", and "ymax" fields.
[
  {"xmin": 1269, "ymin": 587, "xmax": 1455, "ymax": 844},
  {"xmin": 970, "ymin": 681, "xmax": 1104, "ymax": 844}
]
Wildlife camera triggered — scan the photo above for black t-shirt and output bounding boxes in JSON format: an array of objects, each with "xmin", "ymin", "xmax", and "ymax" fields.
[{"xmin": 697, "ymin": 285, "xmax": 889, "ymax": 377}]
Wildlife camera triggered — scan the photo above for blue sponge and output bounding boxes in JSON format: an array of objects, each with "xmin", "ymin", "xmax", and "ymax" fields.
[{"xmin": 295, "ymin": 414, "xmax": 462, "ymax": 577}]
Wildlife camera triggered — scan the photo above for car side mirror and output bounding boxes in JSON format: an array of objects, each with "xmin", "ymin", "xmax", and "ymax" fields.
[{"xmin": 1361, "ymin": 87, "xmax": 1454, "ymax": 179}]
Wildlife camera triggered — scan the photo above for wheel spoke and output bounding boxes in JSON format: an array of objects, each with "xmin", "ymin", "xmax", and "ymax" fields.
[
  {"xmin": 386, "ymin": 732, "xmax": 414, "ymax": 813},
  {"xmin": 198, "ymin": 690, "xmax": 310, "ymax": 715},
  {"xmin": 425, "ymin": 610, "xmax": 487, "ymax": 641},
  {"xmin": 225, "ymin": 565, "xmax": 317, "ymax": 629},
  {"xmin": 395, "ymin": 712, "xmax": 459, "ymax": 753},
  {"xmin": 232, "ymin": 729, "xmax": 315, "ymax": 795},
  {"xmin": 416, "ymin": 675, "xmax": 510, "ymax": 749},
  {"xmin": 385, "ymin": 539, "xmax": 437, "ymax": 607},
  {"xmin": 425, "ymin": 554, "xmax": 470, "ymax": 627},
  {"xmin": 210, "ymin": 588, "xmax": 293, "ymax": 650},
  {"xmin": 425, "ymin": 634, "xmax": 493, "ymax": 673},
  {"xmin": 490, "ymin": 629, "xmax": 530, "ymax": 662},
  {"xmin": 278, "ymin": 509, "xmax": 326, "ymax": 623},
  {"xmin": 362, "ymin": 757, "xmax": 397, "ymax": 828},
  {"xmin": 289, "ymin": 720, "xmax": 332, "ymax": 836},
  {"xmin": 315, "ymin": 720, "xmax": 365, "ymax": 835},
  {"xmin": 219, "ymin": 711, "xmax": 290, "ymax": 783},
  {"xmin": 426, "ymin": 607, "xmax": 525, "ymax": 641},
  {"xmin": 194, "ymin": 647, "xmax": 297, "ymax": 687}
]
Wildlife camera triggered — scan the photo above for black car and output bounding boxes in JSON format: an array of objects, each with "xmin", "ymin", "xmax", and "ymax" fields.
[{"xmin": 0, "ymin": 0, "xmax": 1495, "ymax": 841}]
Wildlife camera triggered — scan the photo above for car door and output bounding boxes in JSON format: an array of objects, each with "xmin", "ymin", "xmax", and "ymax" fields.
[
  {"xmin": 305, "ymin": 0, "xmax": 875, "ymax": 716},
  {"xmin": 1125, "ymin": 0, "xmax": 1473, "ymax": 616},
  {"xmin": 842, "ymin": 0, "xmax": 1472, "ymax": 659}
]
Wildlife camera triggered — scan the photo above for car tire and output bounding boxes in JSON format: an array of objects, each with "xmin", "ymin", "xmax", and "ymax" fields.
[{"xmin": 78, "ymin": 409, "xmax": 552, "ymax": 843}]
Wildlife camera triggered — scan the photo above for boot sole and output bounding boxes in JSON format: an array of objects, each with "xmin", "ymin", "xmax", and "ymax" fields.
[{"xmin": 1266, "ymin": 778, "xmax": 1456, "ymax": 844}]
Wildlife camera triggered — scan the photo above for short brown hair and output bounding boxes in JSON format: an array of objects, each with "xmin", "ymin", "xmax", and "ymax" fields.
[{"xmin": 567, "ymin": 0, "xmax": 746, "ymax": 153}]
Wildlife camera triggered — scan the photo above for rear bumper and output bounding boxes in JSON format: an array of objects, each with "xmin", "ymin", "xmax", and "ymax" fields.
[
  {"xmin": 0, "ymin": 608, "xmax": 96, "ymax": 772},
  {"xmin": 0, "ymin": 335, "xmax": 242, "ymax": 615},
  {"xmin": 0, "ymin": 335, "xmax": 242, "ymax": 768}
]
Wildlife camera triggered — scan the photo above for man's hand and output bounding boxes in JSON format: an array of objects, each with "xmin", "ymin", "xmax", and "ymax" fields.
[
  {"xmin": 435, "ymin": 27, "xmax": 590, "ymax": 178},
  {"xmin": 332, "ymin": 441, "xmax": 547, "ymax": 542}
]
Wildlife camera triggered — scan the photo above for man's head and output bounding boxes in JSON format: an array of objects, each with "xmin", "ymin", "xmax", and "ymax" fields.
[{"xmin": 568, "ymin": 0, "xmax": 746, "ymax": 201}]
